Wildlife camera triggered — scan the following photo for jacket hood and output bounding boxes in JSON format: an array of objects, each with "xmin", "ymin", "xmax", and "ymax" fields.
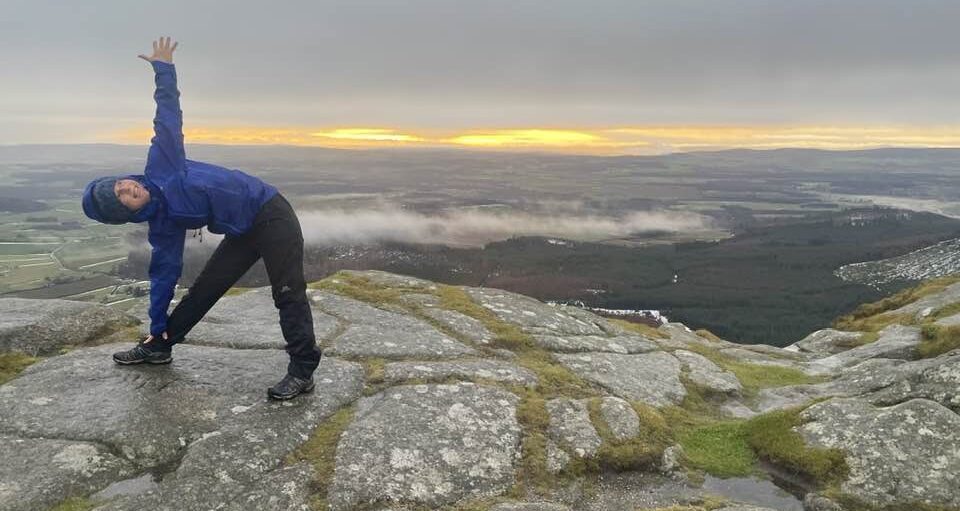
[{"xmin": 82, "ymin": 174, "xmax": 161, "ymax": 224}]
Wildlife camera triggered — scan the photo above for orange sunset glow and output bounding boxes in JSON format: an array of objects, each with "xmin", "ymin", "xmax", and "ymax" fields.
[{"xmin": 111, "ymin": 125, "xmax": 960, "ymax": 155}]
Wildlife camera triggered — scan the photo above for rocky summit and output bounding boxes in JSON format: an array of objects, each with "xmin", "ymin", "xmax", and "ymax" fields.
[{"xmin": 1, "ymin": 270, "xmax": 959, "ymax": 511}]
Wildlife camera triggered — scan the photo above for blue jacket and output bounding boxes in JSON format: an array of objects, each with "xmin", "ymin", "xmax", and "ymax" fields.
[{"xmin": 82, "ymin": 61, "xmax": 277, "ymax": 336}]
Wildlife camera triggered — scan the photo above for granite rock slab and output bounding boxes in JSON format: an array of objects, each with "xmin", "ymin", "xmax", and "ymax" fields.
[
  {"xmin": 0, "ymin": 298, "xmax": 138, "ymax": 355},
  {"xmin": 674, "ymin": 349, "xmax": 742, "ymax": 395},
  {"xmin": 159, "ymin": 287, "xmax": 339, "ymax": 349},
  {"xmin": 0, "ymin": 344, "xmax": 364, "ymax": 510},
  {"xmin": 555, "ymin": 351, "xmax": 685, "ymax": 407},
  {"xmin": 464, "ymin": 287, "xmax": 605, "ymax": 336},
  {"xmin": 328, "ymin": 383, "xmax": 521, "ymax": 510},
  {"xmin": 383, "ymin": 359, "xmax": 537, "ymax": 386},
  {"xmin": 312, "ymin": 291, "xmax": 477, "ymax": 359},
  {"xmin": 806, "ymin": 324, "xmax": 921, "ymax": 375},
  {"xmin": 599, "ymin": 397, "xmax": 640, "ymax": 442},
  {"xmin": 785, "ymin": 328, "xmax": 865, "ymax": 356},
  {"xmin": 546, "ymin": 398, "xmax": 601, "ymax": 458},
  {"xmin": 800, "ymin": 398, "xmax": 960, "ymax": 508},
  {"xmin": 420, "ymin": 307, "xmax": 494, "ymax": 344},
  {"xmin": 0, "ymin": 436, "xmax": 135, "ymax": 511},
  {"xmin": 531, "ymin": 334, "xmax": 657, "ymax": 354}
]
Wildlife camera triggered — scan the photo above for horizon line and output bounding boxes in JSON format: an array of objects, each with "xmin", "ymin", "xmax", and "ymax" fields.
[{"xmin": 4, "ymin": 140, "xmax": 960, "ymax": 159}]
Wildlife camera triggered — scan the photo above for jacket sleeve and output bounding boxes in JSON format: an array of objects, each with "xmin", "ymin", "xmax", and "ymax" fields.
[
  {"xmin": 145, "ymin": 61, "xmax": 186, "ymax": 183},
  {"xmin": 147, "ymin": 218, "xmax": 186, "ymax": 337}
]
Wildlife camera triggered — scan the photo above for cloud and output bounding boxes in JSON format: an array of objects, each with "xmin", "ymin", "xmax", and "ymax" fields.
[{"xmin": 297, "ymin": 207, "xmax": 710, "ymax": 247}]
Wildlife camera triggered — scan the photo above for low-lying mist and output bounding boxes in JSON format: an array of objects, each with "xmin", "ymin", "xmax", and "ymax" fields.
[{"xmin": 296, "ymin": 207, "xmax": 711, "ymax": 247}]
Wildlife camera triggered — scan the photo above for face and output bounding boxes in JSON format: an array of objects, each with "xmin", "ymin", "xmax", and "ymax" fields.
[{"xmin": 114, "ymin": 179, "xmax": 150, "ymax": 211}]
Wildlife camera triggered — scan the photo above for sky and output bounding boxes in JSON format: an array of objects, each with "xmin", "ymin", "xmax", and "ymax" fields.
[{"xmin": 3, "ymin": 0, "xmax": 960, "ymax": 154}]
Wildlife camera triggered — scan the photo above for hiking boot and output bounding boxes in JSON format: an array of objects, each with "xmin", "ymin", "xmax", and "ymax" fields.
[
  {"xmin": 112, "ymin": 343, "xmax": 172, "ymax": 365},
  {"xmin": 267, "ymin": 374, "xmax": 315, "ymax": 400}
]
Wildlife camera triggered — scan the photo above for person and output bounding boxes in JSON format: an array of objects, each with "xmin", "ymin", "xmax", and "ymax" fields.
[{"xmin": 81, "ymin": 37, "xmax": 322, "ymax": 400}]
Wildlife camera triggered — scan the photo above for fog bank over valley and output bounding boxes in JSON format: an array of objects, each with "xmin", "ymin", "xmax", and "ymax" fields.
[{"xmin": 296, "ymin": 207, "xmax": 711, "ymax": 247}]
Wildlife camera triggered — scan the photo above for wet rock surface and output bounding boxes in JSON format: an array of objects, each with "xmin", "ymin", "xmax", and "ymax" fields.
[
  {"xmin": 0, "ymin": 435, "xmax": 135, "ymax": 511},
  {"xmin": 168, "ymin": 287, "xmax": 340, "ymax": 349},
  {"xmin": 328, "ymin": 383, "xmax": 521, "ymax": 510},
  {"xmin": 312, "ymin": 290, "xmax": 478, "ymax": 359},
  {"xmin": 0, "ymin": 345, "xmax": 364, "ymax": 511},
  {"xmin": 0, "ymin": 298, "xmax": 138, "ymax": 355}
]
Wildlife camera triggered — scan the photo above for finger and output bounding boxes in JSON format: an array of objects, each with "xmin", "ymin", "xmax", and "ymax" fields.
[
  {"xmin": 138, "ymin": 54, "xmax": 150, "ymax": 61},
  {"xmin": 171, "ymin": 41, "xmax": 178, "ymax": 52},
  {"xmin": 164, "ymin": 36, "xmax": 170, "ymax": 49}
]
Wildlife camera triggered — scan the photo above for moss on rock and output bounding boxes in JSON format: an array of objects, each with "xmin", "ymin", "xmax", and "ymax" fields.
[
  {"xmin": 918, "ymin": 323, "xmax": 960, "ymax": 358},
  {"xmin": 286, "ymin": 405, "xmax": 357, "ymax": 511},
  {"xmin": 0, "ymin": 351, "xmax": 39, "ymax": 385}
]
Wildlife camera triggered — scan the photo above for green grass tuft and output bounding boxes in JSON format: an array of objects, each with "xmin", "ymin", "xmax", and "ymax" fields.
[
  {"xmin": 310, "ymin": 272, "xmax": 405, "ymax": 307},
  {"xmin": 47, "ymin": 497, "xmax": 95, "ymax": 511},
  {"xmin": 679, "ymin": 421, "xmax": 755, "ymax": 477},
  {"xmin": 362, "ymin": 358, "xmax": 387, "ymax": 385},
  {"xmin": 608, "ymin": 318, "xmax": 669, "ymax": 339},
  {"xmin": 833, "ymin": 275, "xmax": 960, "ymax": 332},
  {"xmin": 744, "ymin": 407, "xmax": 847, "ymax": 485},
  {"xmin": 694, "ymin": 329, "xmax": 723, "ymax": 342},
  {"xmin": 918, "ymin": 324, "xmax": 960, "ymax": 358},
  {"xmin": 0, "ymin": 351, "xmax": 39, "ymax": 385},
  {"xmin": 510, "ymin": 387, "xmax": 552, "ymax": 497},
  {"xmin": 925, "ymin": 302, "xmax": 960, "ymax": 323},
  {"xmin": 587, "ymin": 398, "xmax": 672, "ymax": 472}
]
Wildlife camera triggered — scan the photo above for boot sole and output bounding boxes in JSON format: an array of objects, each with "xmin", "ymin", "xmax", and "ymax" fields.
[
  {"xmin": 267, "ymin": 382, "xmax": 315, "ymax": 401},
  {"xmin": 113, "ymin": 356, "xmax": 172, "ymax": 365}
]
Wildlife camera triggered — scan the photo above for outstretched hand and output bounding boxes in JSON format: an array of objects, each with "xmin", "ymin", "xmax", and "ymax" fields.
[{"xmin": 138, "ymin": 37, "xmax": 178, "ymax": 64}]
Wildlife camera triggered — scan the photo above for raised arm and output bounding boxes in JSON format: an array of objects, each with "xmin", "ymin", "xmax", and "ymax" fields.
[{"xmin": 139, "ymin": 37, "xmax": 186, "ymax": 178}]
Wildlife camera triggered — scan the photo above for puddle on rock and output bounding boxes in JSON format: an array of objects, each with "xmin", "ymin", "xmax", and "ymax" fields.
[
  {"xmin": 702, "ymin": 474, "xmax": 803, "ymax": 511},
  {"xmin": 91, "ymin": 473, "xmax": 159, "ymax": 501}
]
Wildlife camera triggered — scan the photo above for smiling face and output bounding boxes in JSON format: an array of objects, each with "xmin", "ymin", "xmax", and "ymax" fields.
[{"xmin": 114, "ymin": 179, "xmax": 150, "ymax": 211}]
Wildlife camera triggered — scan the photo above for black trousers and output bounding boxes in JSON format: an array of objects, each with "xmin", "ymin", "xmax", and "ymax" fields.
[{"xmin": 154, "ymin": 193, "xmax": 321, "ymax": 379}]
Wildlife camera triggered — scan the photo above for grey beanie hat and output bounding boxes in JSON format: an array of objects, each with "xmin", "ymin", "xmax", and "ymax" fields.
[{"xmin": 92, "ymin": 177, "xmax": 132, "ymax": 224}]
